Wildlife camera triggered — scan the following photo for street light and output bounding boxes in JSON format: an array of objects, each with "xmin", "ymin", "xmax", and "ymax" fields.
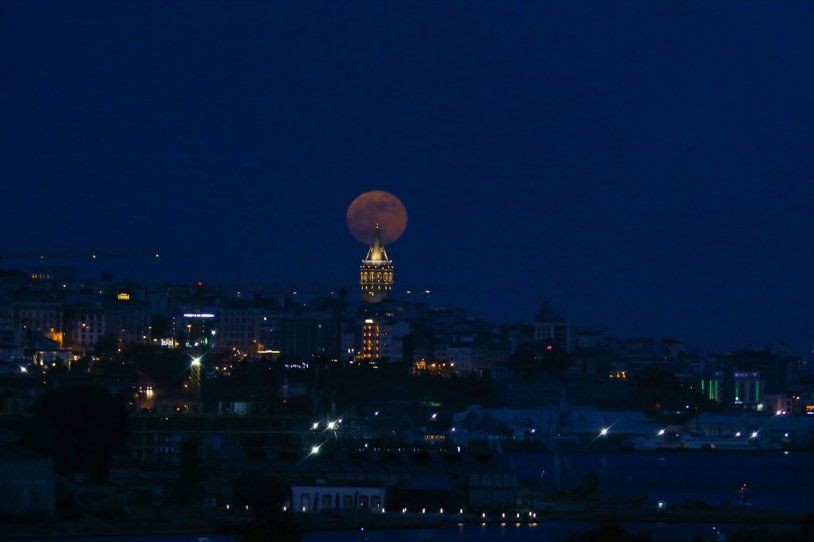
[{"xmin": 599, "ymin": 427, "xmax": 609, "ymax": 437}]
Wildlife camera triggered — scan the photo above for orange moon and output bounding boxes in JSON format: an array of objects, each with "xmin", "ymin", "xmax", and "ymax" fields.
[{"xmin": 346, "ymin": 190, "xmax": 408, "ymax": 245}]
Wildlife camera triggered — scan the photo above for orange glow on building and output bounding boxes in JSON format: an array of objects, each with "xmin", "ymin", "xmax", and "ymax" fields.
[
  {"xmin": 46, "ymin": 329, "xmax": 64, "ymax": 347},
  {"xmin": 412, "ymin": 360, "xmax": 456, "ymax": 377},
  {"xmin": 357, "ymin": 319, "xmax": 381, "ymax": 361}
]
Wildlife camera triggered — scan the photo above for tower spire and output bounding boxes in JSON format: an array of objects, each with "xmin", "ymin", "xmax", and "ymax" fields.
[
  {"xmin": 365, "ymin": 224, "xmax": 389, "ymax": 262},
  {"xmin": 360, "ymin": 224, "xmax": 394, "ymax": 303}
]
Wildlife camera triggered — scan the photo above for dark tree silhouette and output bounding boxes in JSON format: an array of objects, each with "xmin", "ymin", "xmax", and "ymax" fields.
[
  {"xmin": 507, "ymin": 344, "xmax": 570, "ymax": 377},
  {"xmin": 26, "ymin": 384, "xmax": 127, "ymax": 482},
  {"xmin": 123, "ymin": 344, "xmax": 192, "ymax": 389},
  {"xmin": 175, "ymin": 438, "xmax": 202, "ymax": 505}
]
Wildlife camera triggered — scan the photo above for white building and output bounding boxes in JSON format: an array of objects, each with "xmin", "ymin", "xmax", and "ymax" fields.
[
  {"xmin": 291, "ymin": 481, "xmax": 386, "ymax": 512},
  {"xmin": 69, "ymin": 309, "xmax": 105, "ymax": 350}
]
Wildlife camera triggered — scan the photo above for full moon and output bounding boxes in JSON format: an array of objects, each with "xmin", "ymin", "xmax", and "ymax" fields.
[{"xmin": 346, "ymin": 190, "xmax": 408, "ymax": 245}]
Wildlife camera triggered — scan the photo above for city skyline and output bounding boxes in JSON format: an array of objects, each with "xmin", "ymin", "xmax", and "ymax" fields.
[
  {"xmin": 2, "ymin": 3, "xmax": 813, "ymax": 539},
  {"xmin": 2, "ymin": 2, "xmax": 812, "ymax": 356}
]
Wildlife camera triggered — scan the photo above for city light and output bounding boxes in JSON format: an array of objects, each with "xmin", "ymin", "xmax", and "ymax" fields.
[
  {"xmin": 191, "ymin": 357, "xmax": 202, "ymax": 367},
  {"xmin": 658, "ymin": 429, "xmax": 666, "ymax": 436},
  {"xmin": 312, "ymin": 422, "xmax": 319, "ymax": 430},
  {"xmin": 327, "ymin": 421, "xmax": 337, "ymax": 430},
  {"xmin": 599, "ymin": 427, "xmax": 609, "ymax": 436},
  {"xmin": 310, "ymin": 445, "xmax": 320, "ymax": 455},
  {"xmin": 750, "ymin": 431, "xmax": 759, "ymax": 439}
]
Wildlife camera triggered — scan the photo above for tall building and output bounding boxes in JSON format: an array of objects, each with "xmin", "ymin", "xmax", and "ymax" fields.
[
  {"xmin": 359, "ymin": 225, "xmax": 394, "ymax": 303},
  {"xmin": 357, "ymin": 318, "xmax": 381, "ymax": 362}
]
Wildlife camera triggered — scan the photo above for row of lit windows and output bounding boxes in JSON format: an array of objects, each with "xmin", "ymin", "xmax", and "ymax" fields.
[{"xmin": 361, "ymin": 271, "xmax": 394, "ymax": 282}]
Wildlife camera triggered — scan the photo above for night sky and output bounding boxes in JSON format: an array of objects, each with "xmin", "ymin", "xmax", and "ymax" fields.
[{"xmin": 1, "ymin": 2, "xmax": 812, "ymax": 355}]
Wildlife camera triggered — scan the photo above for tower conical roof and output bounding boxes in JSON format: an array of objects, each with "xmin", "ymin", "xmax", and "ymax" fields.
[{"xmin": 364, "ymin": 225, "xmax": 390, "ymax": 262}]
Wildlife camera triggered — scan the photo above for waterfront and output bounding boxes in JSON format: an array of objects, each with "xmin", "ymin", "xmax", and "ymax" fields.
[
  {"xmin": 17, "ymin": 522, "xmax": 800, "ymax": 542},
  {"xmin": 512, "ymin": 450, "xmax": 814, "ymax": 513}
]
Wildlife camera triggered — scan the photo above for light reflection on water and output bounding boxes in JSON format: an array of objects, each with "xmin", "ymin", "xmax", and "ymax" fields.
[
  {"xmin": 21, "ymin": 453, "xmax": 811, "ymax": 541},
  {"xmin": 21, "ymin": 522, "xmax": 800, "ymax": 542},
  {"xmin": 511, "ymin": 450, "xmax": 814, "ymax": 513}
]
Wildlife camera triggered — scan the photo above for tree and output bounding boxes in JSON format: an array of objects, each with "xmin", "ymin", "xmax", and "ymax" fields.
[
  {"xmin": 507, "ymin": 347, "xmax": 538, "ymax": 374},
  {"xmin": 25, "ymin": 384, "xmax": 128, "ymax": 482},
  {"xmin": 538, "ymin": 343, "xmax": 570, "ymax": 377},
  {"xmin": 175, "ymin": 438, "xmax": 202, "ymax": 505},
  {"xmin": 507, "ymin": 344, "xmax": 570, "ymax": 377},
  {"xmin": 123, "ymin": 344, "xmax": 192, "ymax": 389},
  {"xmin": 150, "ymin": 314, "xmax": 170, "ymax": 339},
  {"xmin": 95, "ymin": 333, "xmax": 120, "ymax": 356}
]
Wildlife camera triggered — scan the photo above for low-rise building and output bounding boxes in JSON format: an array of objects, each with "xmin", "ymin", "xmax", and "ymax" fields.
[{"xmin": 291, "ymin": 480, "xmax": 386, "ymax": 512}]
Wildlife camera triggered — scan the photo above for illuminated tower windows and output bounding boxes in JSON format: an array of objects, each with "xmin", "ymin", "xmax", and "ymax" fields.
[{"xmin": 359, "ymin": 225, "xmax": 394, "ymax": 303}]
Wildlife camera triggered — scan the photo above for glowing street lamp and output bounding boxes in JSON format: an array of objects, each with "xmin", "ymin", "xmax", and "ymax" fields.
[
  {"xmin": 599, "ymin": 427, "xmax": 609, "ymax": 437},
  {"xmin": 310, "ymin": 445, "xmax": 321, "ymax": 455}
]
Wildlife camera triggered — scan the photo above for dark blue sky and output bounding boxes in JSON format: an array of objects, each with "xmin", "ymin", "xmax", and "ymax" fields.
[{"xmin": 1, "ymin": 2, "xmax": 812, "ymax": 355}]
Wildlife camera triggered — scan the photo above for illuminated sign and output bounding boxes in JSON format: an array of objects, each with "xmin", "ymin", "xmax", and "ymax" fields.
[
  {"xmin": 183, "ymin": 313, "xmax": 215, "ymax": 318},
  {"xmin": 117, "ymin": 292, "xmax": 131, "ymax": 301}
]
